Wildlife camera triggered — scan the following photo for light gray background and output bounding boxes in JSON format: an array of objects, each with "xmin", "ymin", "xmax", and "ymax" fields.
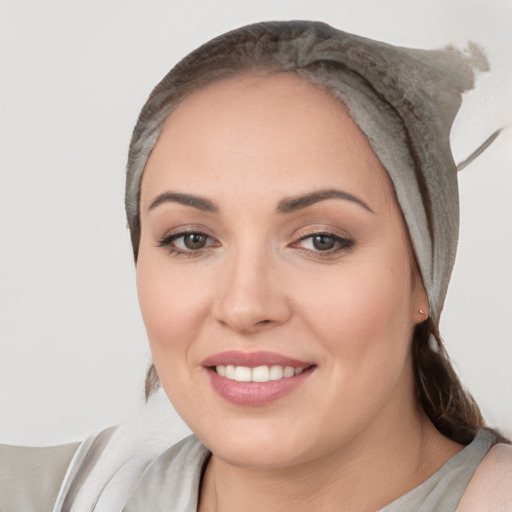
[{"xmin": 1, "ymin": 0, "xmax": 511, "ymax": 446}]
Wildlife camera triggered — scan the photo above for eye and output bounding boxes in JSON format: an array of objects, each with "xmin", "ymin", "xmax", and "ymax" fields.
[
  {"xmin": 178, "ymin": 232, "xmax": 209, "ymax": 250},
  {"xmin": 295, "ymin": 232, "xmax": 353, "ymax": 254},
  {"xmin": 158, "ymin": 230, "xmax": 218, "ymax": 255}
]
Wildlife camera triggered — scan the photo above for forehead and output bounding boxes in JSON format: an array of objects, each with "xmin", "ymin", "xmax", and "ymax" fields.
[{"xmin": 140, "ymin": 72, "xmax": 394, "ymax": 211}]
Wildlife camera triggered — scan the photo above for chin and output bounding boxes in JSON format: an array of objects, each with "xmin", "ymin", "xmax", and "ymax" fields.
[
  {"xmin": 194, "ymin": 418, "xmax": 314, "ymax": 469},
  {"xmin": 212, "ymin": 439, "xmax": 307, "ymax": 470}
]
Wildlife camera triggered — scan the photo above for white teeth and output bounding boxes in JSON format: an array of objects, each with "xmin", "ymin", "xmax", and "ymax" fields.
[
  {"xmin": 283, "ymin": 366, "xmax": 295, "ymax": 378},
  {"xmin": 234, "ymin": 366, "xmax": 252, "ymax": 382},
  {"xmin": 225, "ymin": 365, "xmax": 236, "ymax": 379},
  {"xmin": 269, "ymin": 365, "xmax": 283, "ymax": 380},
  {"xmin": 215, "ymin": 364, "xmax": 306, "ymax": 382},
  {"xmin": 252, "ymin": 365, "xmax": 270, "ymax": 382}
]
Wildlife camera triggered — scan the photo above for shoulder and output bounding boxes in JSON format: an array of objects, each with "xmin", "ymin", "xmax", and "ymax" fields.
[
  {"xmin": 457, "ymin": 442, "xmax": 512, "ymax": 511},
  {"xmin": 124, "ymin": 435, "xmax": 210, "ymax": 511},
  {"xmin": 0, "ymin": 442, "xmax": 80, "ymax": 512}
]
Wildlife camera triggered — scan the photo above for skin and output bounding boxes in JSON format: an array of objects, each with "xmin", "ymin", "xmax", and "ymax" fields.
[
  {"xmin": 457, "ymin": 443, "xmax": 512, "ymax": 511},
  {"xmin": 136, "ymin": 72, "xmax": 462, "ymax": 511}
]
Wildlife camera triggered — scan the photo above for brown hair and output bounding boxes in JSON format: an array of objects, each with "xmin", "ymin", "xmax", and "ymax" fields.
[
  {"xmin": 126, "ymin": 21, "xmax": 506, "ymax": 445},
  {"xmin": 413, "ymin": 320, "xmax": 483, "ymax": 445}
]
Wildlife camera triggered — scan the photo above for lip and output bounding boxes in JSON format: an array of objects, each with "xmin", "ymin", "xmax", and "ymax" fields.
[
  {"xmin": 201, "ymin": 351, "xmax": 315, "ymax": 406},
  {"xmin": 201, "ymin": 350, "xmax": 312, "ymax": 368}
]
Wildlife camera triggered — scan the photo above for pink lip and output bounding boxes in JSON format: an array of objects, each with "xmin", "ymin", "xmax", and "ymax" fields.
[
  {"xmin": 201, "ymin": 350, "xmax": 312, "ymax": 368},
  {"xmin": 201, "ymin": 351, "xmax": 315, "ymax": 406}
]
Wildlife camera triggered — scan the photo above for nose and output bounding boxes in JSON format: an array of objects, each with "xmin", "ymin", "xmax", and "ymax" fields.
[{"xmin": 212, "ymin": 248, "xmax": 292, "ymax": 334}]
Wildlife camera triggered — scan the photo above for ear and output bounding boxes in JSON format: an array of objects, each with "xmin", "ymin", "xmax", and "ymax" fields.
[{"xmin": 411, "ymin": 265, "xmax": 429, "ymax": 325}]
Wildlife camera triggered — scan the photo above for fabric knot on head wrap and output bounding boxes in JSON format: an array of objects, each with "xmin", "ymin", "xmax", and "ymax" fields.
[{"xmin": 125, "ymin": 20, "xmax": 490, "ymax": 326}]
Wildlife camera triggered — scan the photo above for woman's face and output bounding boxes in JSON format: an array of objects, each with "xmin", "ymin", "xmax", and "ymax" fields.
[{"xmin": 137, "ymin": 72, "xmax": 427, "ymax": 468}]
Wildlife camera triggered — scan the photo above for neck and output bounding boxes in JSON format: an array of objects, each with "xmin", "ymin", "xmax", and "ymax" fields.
[{"xmin": 198, "ymin": 404, "xmax": 462, "ymax": 512}]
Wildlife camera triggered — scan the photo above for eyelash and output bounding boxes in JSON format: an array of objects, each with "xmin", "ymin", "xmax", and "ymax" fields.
[
  {"xmin": 293, "ymin": 232, "xmax": 353, "ymax": 257},
  {"xmin": 157, "ymin": 230, "xmax": 353, "ymax": 258},
  {"xmin": 157, "ymin": 230, "xmax": 218, "ymax": 258}
]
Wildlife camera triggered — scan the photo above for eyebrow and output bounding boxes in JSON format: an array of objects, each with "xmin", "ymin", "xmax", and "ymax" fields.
[
  {"xmin": 148, "ymin": 188, "xmax": 373, "ymax": 215},
  {"xmin": 276, "ymin": 188, "xmax": 374, "ymax": 214},
  {"xmin": 148, "ymin": 192, "xmax": 219, "ymax": 213}
]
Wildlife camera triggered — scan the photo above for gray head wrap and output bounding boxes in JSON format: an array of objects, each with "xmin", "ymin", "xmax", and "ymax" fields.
[{"xmin": 125, "ymin": 21, "xmax": 490, "ymax": 325}]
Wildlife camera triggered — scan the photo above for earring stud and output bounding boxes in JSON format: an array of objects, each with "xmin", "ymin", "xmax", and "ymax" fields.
[{"xmin": 419, "ymin": 308, "xmax": 427, "ymax": 315}]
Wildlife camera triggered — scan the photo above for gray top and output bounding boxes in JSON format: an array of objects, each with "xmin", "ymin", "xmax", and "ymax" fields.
[
  {"xmin": 0, "ymin": 441, "xmax": 80, "ymax": 512},
  {"xmin": 379, "ymin": 429, "xmax": 496, "ymax": 511},
  {"xmin": 125, "ymin": 429, "xmax": 496, "ymax": 511},
  {"xmin": 0, "ymin": 429, "xmax": 497, "ymax": 511}
]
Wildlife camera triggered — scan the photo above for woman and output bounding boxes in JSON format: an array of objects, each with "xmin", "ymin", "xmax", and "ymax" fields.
[{"xmin": 2, "ymin": 20, "xmax": 511, "ymax": 511}]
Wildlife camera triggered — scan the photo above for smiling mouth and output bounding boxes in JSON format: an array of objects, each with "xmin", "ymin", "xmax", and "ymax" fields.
[
  {"xmin": 205, "ymin": 363, "xmax": 315, "ymax": 406},
  {"xmin": 213, "ymin": 364, "xmax": 306, "ymax": 382},
  {"xmin": 202, "ymin": 351, "xmax": 316, "ymax": 405}
]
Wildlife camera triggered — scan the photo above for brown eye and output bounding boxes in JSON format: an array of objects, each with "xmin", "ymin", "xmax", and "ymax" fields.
[
  {"xmin": 158, "ymin": 230, "xmax": 217, "ymax": 255},
  {"xmin": 295, "ymin": 232, "xmax": 353, "ymax": 254},
  {"xmin": 183, "ymin": 233, "xmax": 208, "ymax": 250},
  {"xmin": 311, "ymin": 235, "xmax": 336, "ymax": 251}
]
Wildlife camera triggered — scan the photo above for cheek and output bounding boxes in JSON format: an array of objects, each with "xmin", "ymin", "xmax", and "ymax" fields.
[
  {"xmin": 307, "ymin": 256, "xmax": 415, "ymax": 415},
  {"xmin": 136, "ymin": 254, "xmax": 212, "ymax": 366},
  {"xmin": 294, "ymin": 249, "xmax": 415, "ymax": 370}
]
